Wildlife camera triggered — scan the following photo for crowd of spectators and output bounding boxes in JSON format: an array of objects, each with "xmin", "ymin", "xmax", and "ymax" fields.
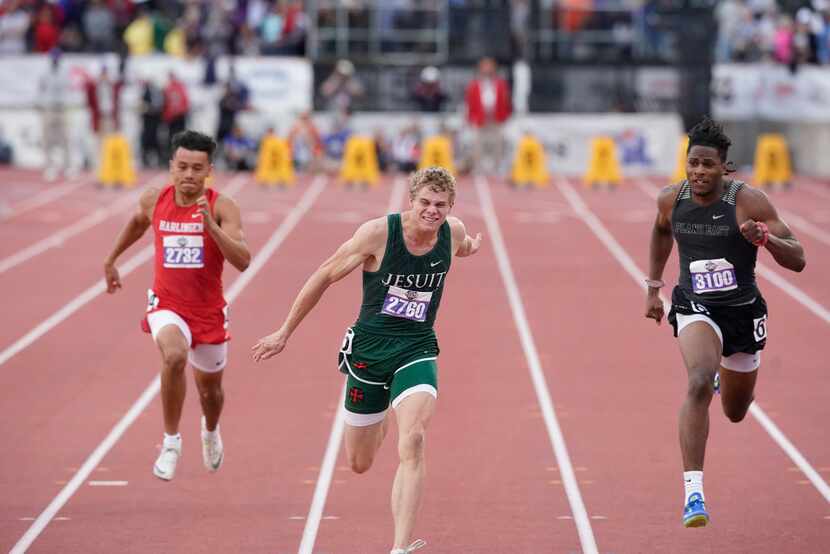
[
  {"xmin": 0, "ymin": 0, "xmax": 307, "ymax": 58},
  {"xmin": 716, "ymin": 0, "xmax": 830, "ymax": 65}
]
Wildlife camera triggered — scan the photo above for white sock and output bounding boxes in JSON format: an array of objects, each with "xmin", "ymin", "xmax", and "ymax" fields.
[
  {"xmin": 390, "ymin": 550, "xmax": 405, "ymax": 554},
  {"xmin": 202, "ymin": 428, "xmax": 218, "ymax": 439},
  {"xmin": 163, "ymin": 433, "xmax": 181, "ymax": 448},
  {"xmin": 683, "ymin": 471, "xmax": 704, "ymax": 503}
]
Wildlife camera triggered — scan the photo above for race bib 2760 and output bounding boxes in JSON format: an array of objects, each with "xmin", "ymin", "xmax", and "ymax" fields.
[{"xmin": 381, "ymin": 286, "xmax": 432, "ymax": 322}]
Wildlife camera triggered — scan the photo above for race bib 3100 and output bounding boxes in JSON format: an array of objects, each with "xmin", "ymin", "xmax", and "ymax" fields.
[{"xmin": 690, "ymin": 258, "xmax": 737, "ymax": 294}]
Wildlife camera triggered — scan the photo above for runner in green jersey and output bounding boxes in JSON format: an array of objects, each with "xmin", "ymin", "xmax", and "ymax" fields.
[{"xmin": 252, "ymin": 167, "xmax": 482, "ymax": 553}]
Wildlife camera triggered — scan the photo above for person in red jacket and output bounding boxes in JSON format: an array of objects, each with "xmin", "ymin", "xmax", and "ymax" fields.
[
  {"xmin": 83, "ymin": 64, "xmax": 124, "ymax": 170},
  {"xmin": 104, "ymin": 130, "xmax": 251, "ymax": 481},
  {"xmin": 163, "ymin": 71, "xmax": 190, "ymax": 158},
  {"xmin": 465, "ymin": 57, "xmax": 511, "ymax": 174}
]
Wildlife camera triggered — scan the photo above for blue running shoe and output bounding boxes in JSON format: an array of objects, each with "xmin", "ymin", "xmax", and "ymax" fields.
[
  {"xmin": 683, "ymin": 493, "xmax": 709, "ymax": 528},
  {"xmin": 713, "ymin": 371, "xmax": 720, "ymax": 395}
]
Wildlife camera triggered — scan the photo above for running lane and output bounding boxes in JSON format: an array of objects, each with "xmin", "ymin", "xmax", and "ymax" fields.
[
  {"xmin": 1, "ymin": 175, "xmax": 303, "ymax": 552},
  {"xmin": 555, "ymin": 178, "xmax": 829, "ymax": 553},
  {"xmin": 311, "ymin": 176, "xmax": 584, "ymax": 554},
  {"xmin": 0, "ymin": 171, "xmax": 165, "ymax": 348}
]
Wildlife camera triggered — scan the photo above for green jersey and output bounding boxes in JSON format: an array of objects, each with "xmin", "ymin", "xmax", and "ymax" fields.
[{"xmin": 354, "ymin": 214, "xmax": 452, "ymax": 336}]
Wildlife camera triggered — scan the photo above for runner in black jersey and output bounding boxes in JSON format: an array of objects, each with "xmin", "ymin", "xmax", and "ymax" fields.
[
  {"xmin": 645, "ymin": 117, "xmax": 805, "ymax": 528},
  {"xmin": 252, "ymin": 167, "xmax": 482, "ymax": 553}
]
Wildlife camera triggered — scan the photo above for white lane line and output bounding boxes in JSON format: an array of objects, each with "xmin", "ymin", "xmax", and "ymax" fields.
[
  {"xmin": 387, "ymin": 176, "xmax": 407, "ymax": 213},
  {"xmin": 800, "ymin": 180, "xmax": 830, "ymax": 201},
  {"xmin": 475, "ymin": 176, "xmax": 598, "ymax": 554},
  {"xmin": 631, "ymin": 179, "xmax": 830, "ymax": 324},
  {"xmin": 0, "ymin": 175, "xmax": 250, "ymax": 369},
  {"xmin": 0, "ymin": 174, "xmax": 166, "ymax": 275},
  {"xmin": 0, "ymin": 246, "xmax": 153, "ymax": 368},
  {"xmin": 776, "ymin": 208, "xmax": 830, "ymax": 247},
  {"xmin": 87, "ymin": 481, "xmax": 128, "ymax": 486},
  {"xmin": 0, "ymin": 178, "xmax": 89, "ymax": 222},
  {"xmin": 297, "ymin": 385, "xmax": 347, "ymax": 554},
  {"xmin": 10, "ymin": 176, "xmax": 328, "ymax": 554},
  {"xmin": 298, "ymin": 179, "xmax": 401, "ymax": 554},
  {"xmin": 560, "ymin": 178, "xmax": 830, "ymax": 505}
]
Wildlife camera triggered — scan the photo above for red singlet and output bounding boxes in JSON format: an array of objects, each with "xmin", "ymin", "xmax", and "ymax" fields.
[{"xmin": 141, "ymin": 185, "xmax": 229, "ymax": 345}]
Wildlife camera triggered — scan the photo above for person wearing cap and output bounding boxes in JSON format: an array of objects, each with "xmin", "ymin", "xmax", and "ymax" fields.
[
  {"xmin": 411, "ymin": 66, "xmax": 448, "ymax": 113},
  {"xmin": 320, "ymin": 59, "xmax": 365, "ymax": 120}
]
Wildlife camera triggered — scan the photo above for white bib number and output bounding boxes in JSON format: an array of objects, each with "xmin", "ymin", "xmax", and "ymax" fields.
[
  {"xmin": 381, "ymin": 286, "xmax": 433, "ymax": 323},
  {"xmin": 690, "ymin": 258, "xmax": 737, "ymax": 294},
  {"xmin": 753, "ymin": 315, "xmax": 768, "ymax": 342},
  {"xmin": 163, "ymin": 235, "xmax": 204, "ymax": 268}
]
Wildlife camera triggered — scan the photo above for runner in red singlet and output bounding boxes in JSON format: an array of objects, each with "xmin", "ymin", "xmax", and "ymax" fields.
[{"xmin": 104, "ymin": 130, "xmax": 250, "ymax": 481}]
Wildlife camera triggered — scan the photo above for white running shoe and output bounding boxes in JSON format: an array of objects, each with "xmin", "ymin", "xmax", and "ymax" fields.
[
  {"xmin": 201, "ymin": 416, "xmax": 224, "ymax": 472},
  {"xmin": 153, "ymin": 440, "xmax": 181, "ymax": 481},
  {"xmin": 390, "ymin": 539, "xmax": 426, "ymax": 554}
]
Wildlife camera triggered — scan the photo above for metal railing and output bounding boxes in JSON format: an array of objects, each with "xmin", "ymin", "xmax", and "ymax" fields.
[{"xmin": 307, "ymin": 0, "xmax": 449, "ymax": 64}]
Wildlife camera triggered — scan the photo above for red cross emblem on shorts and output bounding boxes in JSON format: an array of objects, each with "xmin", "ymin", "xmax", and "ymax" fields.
[{"xmin": 349, "ymin": 386, "xmax": 364, "ymax": 405}]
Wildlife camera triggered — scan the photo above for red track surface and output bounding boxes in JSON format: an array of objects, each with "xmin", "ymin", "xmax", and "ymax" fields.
[{"xmin": 1, "ymin": 167, "xmax": 828, "ymax": 553}]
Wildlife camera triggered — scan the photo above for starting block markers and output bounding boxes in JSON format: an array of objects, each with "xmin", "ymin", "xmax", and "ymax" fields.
[
  {"xmin": 340, "ymin": 136, "xmax": 380, "ymax": 187},
  {"xmin": 418, "ymin": 135, "xmax": 455, "ymax": 173},
  {"xmin": 753, "ymin": 133, "xmax": 792, "ymax": 188},
  {"xmin": 584, "ymin": 136, "xmax": 621, "ymax": 188},
  {"xmin": 256, "ymin": 135, "xmax": 295, "ymax": 187},
  {"xmin": 511, "ymin": 135, "xmax": 549, "ymax": 188},
  {"xmin": 98, "ymin": 134, "xmax": 136, "ymax": 188}
]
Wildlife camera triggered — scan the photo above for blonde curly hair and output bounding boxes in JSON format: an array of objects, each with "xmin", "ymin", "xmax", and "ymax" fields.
[{"xmin": 409, "ymin": 167, "xmax": 456, "ymax": 205}]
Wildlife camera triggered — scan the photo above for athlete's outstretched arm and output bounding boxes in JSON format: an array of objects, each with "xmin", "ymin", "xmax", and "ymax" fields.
[
  {"xmin": 202, "ymin": 194, "xmax": 250, "ymax": 272},
  {"xmin": 103, "ymin": 188, "xmax": 158, "ymax": 294},
  {"xmin": 738, "ymin": 188, "xmax": 805, "ymax": 272},
  {"xmin": 251, "ymin": 218, "xmax": 386, "ymax": 362},
  {"xmin": 645, "ymin": 185, "xmax": 677, "ymax": 324},
  {"xmin": 448, "ymin": 216, "xmax": 482, "ymax": 257}
]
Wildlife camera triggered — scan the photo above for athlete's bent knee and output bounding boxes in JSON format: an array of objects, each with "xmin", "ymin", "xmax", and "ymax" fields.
[
  {"xmin": 686, "ymin": 371, "xmax": 714, "ymax": 403},
  {"xmin": 398, "ymin": 426, "xmax": 426, "ymax": 463},
  {"xmin": 162, "ymin": 348, "xmax": 188, "ymax": 372}
]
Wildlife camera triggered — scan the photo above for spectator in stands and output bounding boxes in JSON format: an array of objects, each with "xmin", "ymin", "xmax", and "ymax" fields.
[
  {"xmin": 123, "ymin": 7, "xmax": 154, "ymax": 55},
  {"xmin": 510, "ymin": 0, "xmax": 530, "ymax": 59},
  {"xmin": 38, "ymin": 48, "xmax": 74, "ymax": 181},
  {"xmin": 0, "ymin": 0, "xmax": 31, "ymax": 54},
  {"xmin": 260, "ymin": 1, "xmax": 285, "ymax": 55},
  {"xmin": 216, "ymin": 66, "xmax": 251, "ymax": 158},
  {"xmin": 0, "ymin": 126, "xmax": 13, "ymax": 165},
  {"xmin": 321, "ymin": 113, "xmax": 352, "ymax": 173},
  {"xmin": 715, "ymin": 0, "xmax": 752, "ymax": 62},
  {"xmin": 162, "ymin": 71, "xmax": 190, "ymax": 158},
  {"xmin": 32, "ymin": 3, "xmax": 61, "ymax": 53},
  {"xmin": 320, "ymin": 59, "xmax": 364, "ymax": 120},
  {"xmin": 83, "ymin": 62, "xmax": 124, "ymax": 170},
  {"xmin": 390, "ymin": 121, "xmax": 421, "ymax": 173},
  {"xmin": 287, "ymin": 110, "xmax": 324, "ymax": 173},
  {"xmin": 465, "ymin": 56, "xmax": 511, "ymax": 174},
  {"xmin": 84, "ymin": 0, "xmax": 117, "ymax": 53},
  {"xmin": 139, "ymin": 75, "xmax": 164, "ymax": 168},
  {"xmin": 274, "ymin": 0, "xmax": 307, "ymax": 56},
  {"xmin": 411, "ymin": 66, "xmax": 448, "ymax": 113},
  {"xmin": 223, "ymin": 125, "xmax": 257, "ymax": 171},
  {"xmin": 773, "ymin": 14, "xmax": 795, "ymax": 65},
  {"xmin": 816, "ymin": 0, "xmax": 830, "ymax": 64}
]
